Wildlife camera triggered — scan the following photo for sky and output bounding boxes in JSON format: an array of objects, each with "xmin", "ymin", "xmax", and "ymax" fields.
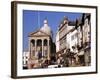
[{"xmin": 23, "ymin": 10, "xmax": 82, "ymax": 51}]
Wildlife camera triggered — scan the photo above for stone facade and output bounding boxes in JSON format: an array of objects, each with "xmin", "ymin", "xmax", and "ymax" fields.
[
  {"xmin": 27, "ymin": 19, "xmax": 53, "ymax": 69},
  {"xmin": 56, "ymin": 13, "xmax": 91, "ymax": 66}
]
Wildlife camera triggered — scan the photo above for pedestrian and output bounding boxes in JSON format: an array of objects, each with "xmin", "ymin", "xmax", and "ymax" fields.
[
  {"xmin": 67, "ymin": 48, "xmax": 73, "ymax": 66},
  {"xmin": 71, "ymin": 46, "xmax": 79, "ymax": 66},
  {"xmin": 57, "ymin": 53, "xmax": 63, "ymax": 67},
  {"xmin": 62, "ymin": 49, "xmax": 70, "ymax": 67}
]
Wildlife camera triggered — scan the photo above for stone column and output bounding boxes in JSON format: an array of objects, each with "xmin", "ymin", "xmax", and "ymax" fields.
[
  {"xmin": 47, "ymin": 39, "xmax": 50, "ymax": 60},
  {"xmin": 42, "ymin": 39, "xmax": 44, "ymax": 57},
  {"xmin": 30, "ymin": 41, "xmax": 33, "ymax": 59},
  {"xmin": 29, "ymin": 40, "xmax": 31, "ymax": 58},
  {"xmin": 34, "ymin": 39, "xmax": 37, "ymax": 59}
]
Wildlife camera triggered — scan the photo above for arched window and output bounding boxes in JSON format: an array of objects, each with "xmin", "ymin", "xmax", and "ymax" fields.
[
  {"xmin": 44, "ymin": 39, "xmax": 47, "ymax": 46},
  {"xmin": 37, "ymin": 39, "xmax": 42, "ymax": 46},
  {"xmin": 31, "ymin": 39, "xmax": 35, "ymax": 46}
]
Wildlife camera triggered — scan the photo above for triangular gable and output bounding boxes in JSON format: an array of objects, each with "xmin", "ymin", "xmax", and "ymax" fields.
[{"xmin": 28, "ymin": 30, "xmax": 50, "ymax": 37}]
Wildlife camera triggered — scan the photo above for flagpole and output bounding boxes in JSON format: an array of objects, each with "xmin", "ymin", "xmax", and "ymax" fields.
[{"xmin": 38, "ymin": 11, "xmax": 40, "ymax": 28}]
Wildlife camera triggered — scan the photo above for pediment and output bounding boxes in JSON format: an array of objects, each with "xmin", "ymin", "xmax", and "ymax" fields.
[
  {"xmin": 34, "ymin": 31, "xmax": 46, "ymax": 35},
  {"xmin": 29, "ymin": 30, "xmax": 49, "ymax": 37}
]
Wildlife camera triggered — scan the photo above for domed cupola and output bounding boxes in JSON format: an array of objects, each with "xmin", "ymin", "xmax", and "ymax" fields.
[{"xmin": 40, "ymin": 19, "xmax": 52, "ymax": 36}]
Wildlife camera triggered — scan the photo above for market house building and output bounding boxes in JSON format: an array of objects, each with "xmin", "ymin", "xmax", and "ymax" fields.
[{"xmin": 27, "ymin": 19, "xmax": 54, "ymax": 69}]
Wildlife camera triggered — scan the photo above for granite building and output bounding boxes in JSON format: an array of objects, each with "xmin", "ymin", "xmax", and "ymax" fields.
[{"xmin": 27, "ymin": 19, "xmax": 55, "ymax": 69}]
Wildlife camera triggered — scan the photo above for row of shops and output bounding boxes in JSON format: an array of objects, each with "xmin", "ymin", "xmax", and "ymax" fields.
[{"xmin": 56, "ymin": 13, "xmax": 91, "ymax": 66}]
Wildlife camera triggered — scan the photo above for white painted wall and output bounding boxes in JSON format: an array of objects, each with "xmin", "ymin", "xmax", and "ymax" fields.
[
  {"xmin": 23, "ymin": 51, "xmax": 29, "ymax": 66},
  {"xmin": 66, "ymin": 29, "xmax": 78, "ymax": 50},
  {"xmin": 0, "ymin": 0, "xmax": 99, "ymax": 80},
  {"xmin": 56, "ymin": 31, "xmax": 60, "ymax": 52}
]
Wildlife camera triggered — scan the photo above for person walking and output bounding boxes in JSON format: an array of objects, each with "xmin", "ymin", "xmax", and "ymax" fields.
[
  {"xmin": 57, "ymin": 53, "xmax": 63, "ymax": 68},
  {"xmin": 71, "ymin": 46, "xmax": 79, "ymax": 66},
  {"xmin": 62, "ymin": 49, "xmax": 71, "ymax": 67}
]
